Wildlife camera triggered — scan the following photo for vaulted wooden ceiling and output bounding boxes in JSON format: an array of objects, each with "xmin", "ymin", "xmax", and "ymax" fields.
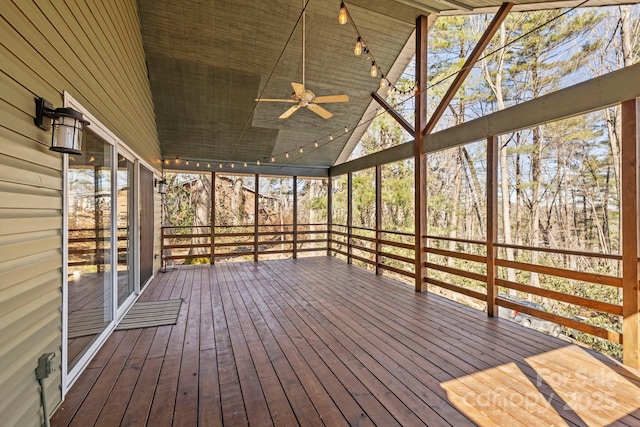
[{"xmin": 137, "ymin": 0, "xmax": 636, "ymax": 174}]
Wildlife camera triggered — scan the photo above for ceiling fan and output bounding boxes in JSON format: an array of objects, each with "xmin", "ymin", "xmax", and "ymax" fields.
[{"xmin": 255, "ymin": 3, "xmax": 349, "ymax": 119}]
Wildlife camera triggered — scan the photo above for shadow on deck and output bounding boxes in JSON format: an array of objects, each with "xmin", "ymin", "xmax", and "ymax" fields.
[{"xmin": 52, "ymin": 256, "xmax": 640, "ymax": 426}]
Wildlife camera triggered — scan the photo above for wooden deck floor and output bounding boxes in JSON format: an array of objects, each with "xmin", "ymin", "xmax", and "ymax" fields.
[{"xmin": 51, "ymin": 257, "xmax": 640, "ymax": 427}]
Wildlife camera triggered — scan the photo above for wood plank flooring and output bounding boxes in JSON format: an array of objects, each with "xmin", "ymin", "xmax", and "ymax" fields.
[{"xmin": 52, "ymin": 257, "xmax": 640, "ymax": 426}]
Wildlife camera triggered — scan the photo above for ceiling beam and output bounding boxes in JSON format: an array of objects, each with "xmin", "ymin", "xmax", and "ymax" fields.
[
  {"xmin": 371, "ymin": 92, "xmax": 415, "ymax": 134},
  {"xmin": 423, "ymin": 2, "xmax": 513, "ymax": 136}
]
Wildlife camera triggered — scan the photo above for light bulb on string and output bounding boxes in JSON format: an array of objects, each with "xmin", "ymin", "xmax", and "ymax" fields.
[
  {"xmin": 271, "ymin": 156, "xmax": 275, "ymax": 162},
  {"xmin": 354, "ymin": 37, "xmax": 363, "ymax": 56},
  {"xmin": 186, "ymin": 160, "xmax": 189, "ymax": 166},
  {"xmin": 314, "ymin": 141, "xmax": 318, "ymax": 148},
  {"xmin": 207, "ymin": 163, "xmax": 211, "ymax": 168},
  {"xmin": 219, "ymin": 163, "xmax": 223, "ymax": 168},
  {"xmin": 196, "ymin": 162, "xmax": 200, "ymax": 167},
  {"xmin": 344, "ymin": 126, "xmax": 349, "ymax": 133},
  {"xmin": 230, "ymin": 163, "xmax": 235, "ymax": 169},
  {"xmin": 329, "ymin": 134, "xmax": 334, "ymax": 141},
  {"xmin": 338, "ymin": 2, "xmax": 347, "ymax": 25},
  {"xmin": 243, "ymin": 161, "xmax": 247, "ymax": 167},
  {"xmin": 380, "ymin": 76, "xmax": 387, "ymax": 89},
  {"xmin": 299, "ymin": 147, "xmax": 303, "ymax": 153},
  {"xmin": 257, "ymin": 159, "xmax": 261, "ymax": 166},
  {"xmin": 285, "ymin": 152, "xmax": 289, "ymax": 158},
  {"xmin": 370, "ymin": 62, "xmax": 377, "ymax": 78},
  {"xmin": 175, "ymin": 158, "xmax": 180, "ymax": 164},
  {"xmin": 164, "ymin": 159, "xmax": 169, "ymax": 165}
]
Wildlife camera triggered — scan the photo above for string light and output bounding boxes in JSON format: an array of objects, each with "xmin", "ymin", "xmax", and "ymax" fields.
[
  {"xmin": 230, "ymin": 162, "xmax": 235, "ymax": 168},
  {"xmin": 344, "ymin": 126, "xmax": 349, "ymax": 133},
  {"xmin": 299, "ymin": 147, "xmax": 303, "ymax": 153},
  {"xmin": 186, "ymin": 160, "xmax": 189, "ymax": 166},
  {"xmin": 271, "ymin": 156, "xmax": 275, "ymax": 162},
  {"xmin": 354, "ymin": 37, "xmax": 363, "ymax": 56},
  {"xmin": 219, "ymin": 163, "xmax": 223, "ymax": 168},
  {"xmin": 338, "ymin": 1, "xmax": 422, "ymax": 101},
  {"xmin": 285, "ymin": 152, "xmax": 290, "ymax": 158},
  {"xmin": 329, "ymin": 134, "xmax": 334, "ymax": 141},
  {"xmin": 338, "ymin": 2, "xmax": 347, "ymax": 24},
  {"xmin": 196, "ymin": 162, "xmax": 200, "ymax": 167},
  {"xmin": 175, "ymin": 158, "xmax": 180, "ymax": 164},
  {"xmin": 207, "ymin": 163, "xmax": 211, "ymax": 168},
  {"xmin": 164, "ymin": 159, "xmax": 169, "ymax": 165},
  {"xmin": 257, "ymin": 159, "xmax": 261, "ymax": 166},
  {"xmin": 314, "ymin": 141, "xmax": 318, "ymax": 148},
  {"xmin": 244, "ymin": 161, "xmax": 247, "ymax": 167}
]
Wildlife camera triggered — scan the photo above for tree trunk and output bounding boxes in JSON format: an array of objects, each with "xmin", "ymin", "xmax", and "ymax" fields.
[
  {"xmin": 462, "ymin": 146, "xmax": 485, "ymax": 239},
  {"xmin": 529, "ymin": 126, "xmax": 542, "ymax": 289},
  {"xmin": 482, "ymin": 23, "xmax": 517, "ymax": 285},
  {"xmin": 190, "ymin": 175, "xmax": 211, "ymax": 257},
  {"xmin": 448, "ymin": 152, "xmax": 463, "ymax": 267}
]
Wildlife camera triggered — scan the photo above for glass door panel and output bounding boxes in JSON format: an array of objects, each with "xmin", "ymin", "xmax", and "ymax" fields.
[
  {"xmin": 117, "ymin": 155, "xmax": 135, "ymax": 307},
  {"xmin": 67, "ymin": 130, "xmax": 113, "ymax": 371}
]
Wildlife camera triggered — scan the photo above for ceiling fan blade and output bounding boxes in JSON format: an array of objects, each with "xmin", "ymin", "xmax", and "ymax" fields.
[
  {"xmin": 279, "ymin": 104, "xmax": 301, "ymax": 119},
  {"xmin": 313, "ymin": 94, "xmax": 349, "ymax": 103},
  {"xmin": 291, "ymin": 82, "xmax": 305, "ymax": 98},
  {"xmin": 255, "ymin": 98, "xmax": 297, "ymax": 102},
  {"xmin": 307, "ymin": 103, "xmax": 333, "ymax": 119}
]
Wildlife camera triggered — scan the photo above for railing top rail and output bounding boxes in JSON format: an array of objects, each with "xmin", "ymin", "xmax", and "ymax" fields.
[
  {"xmin": 494, "ymin": 242, "xmax": 622, "ymax": 260},
  {"xmin": 424, "ymin": 235, "xmax": 486, "ymax": 246}
]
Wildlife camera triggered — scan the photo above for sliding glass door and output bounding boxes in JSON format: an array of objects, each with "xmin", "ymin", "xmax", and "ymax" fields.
[{"xmin": 66, "ymin": 130, "xmax": 114, "ymax": 371}]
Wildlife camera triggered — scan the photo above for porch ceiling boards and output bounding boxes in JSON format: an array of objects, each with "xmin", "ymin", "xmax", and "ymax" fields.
[
  {"xmin": 137, "ymin": 0, "xmax": 637, "ymax": 173},
  {"xmin": 51, "ymin": 257, "xmax": 640, "ymax": 426}
]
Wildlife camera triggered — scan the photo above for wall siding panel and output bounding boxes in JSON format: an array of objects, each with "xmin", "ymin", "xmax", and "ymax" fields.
[{"xmin": 0, "ymin": 1, "xmax": 160, "ymax": 426}]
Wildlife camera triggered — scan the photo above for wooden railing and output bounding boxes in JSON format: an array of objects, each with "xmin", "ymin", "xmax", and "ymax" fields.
[
  {"xmin": 423, "ymin": 235, "xmax": 623, "ymax": 345},
  {"xmin": 68, "ymin": 227, "xmax": 129, "ymax": 267},
  {"xmin": 161, "ymin": 223, "xmax": 329, "ymax": 263},
  {"xmin": 330, "ymin": 224, "xmax": 415, "ymax": 279},
  {"xmin": 332, "ymin": 227, "xmax": 623, "ymax": 347},
  {"xmin": 161, "ymin": 220, "xmax": 624, "ymax": 348}
]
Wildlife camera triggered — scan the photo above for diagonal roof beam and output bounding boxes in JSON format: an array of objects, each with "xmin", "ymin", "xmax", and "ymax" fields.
[
  {"xmin": 371, "ymin": 92, "xmax": 415, "ymax": 134},
  {"xmin": 423, "ymin": 2, "xmax": 513, "ymax": 136}
]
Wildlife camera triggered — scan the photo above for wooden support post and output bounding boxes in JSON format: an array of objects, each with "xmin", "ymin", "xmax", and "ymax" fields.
[
  {"xmin": 210, "ymin": 171, "xmax": 215, "ymax": 264},
  {"xmin": 414, "ymin": 15, "xmax": 429, "ymax": 292},
  {"xmin": 376, "ymin": 165, "xmax": 382, "ymax": 274},
  {"xmin": 486, "ymin": 136, "xmax": 498, "ymax": 316},
  {"xmin": 254, "ymin": 173, "xmax": 259, "ymax": 262},
  {"xmin": 327, "ymin": 177, "xmax": 333, "ymax": 256},
  {"xmin": 347, "ymin": 172, "xmax": 353, "ymax": 265},
  {"xmin": 622, "ymin": 98, "xmax": 640, "ymax": 368},
  {"xmin": 293, "ymin": 177, "xmax": 298, "ymax": 259}
]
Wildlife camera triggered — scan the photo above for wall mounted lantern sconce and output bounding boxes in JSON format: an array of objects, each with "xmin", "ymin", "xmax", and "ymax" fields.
[
  {"xmin": 34, "ymin": 97, "xmax": 90, "ymax": 155},
  {"xmin": 154, "ymin": 178, "xmax": 167, "ymax": 195}
]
